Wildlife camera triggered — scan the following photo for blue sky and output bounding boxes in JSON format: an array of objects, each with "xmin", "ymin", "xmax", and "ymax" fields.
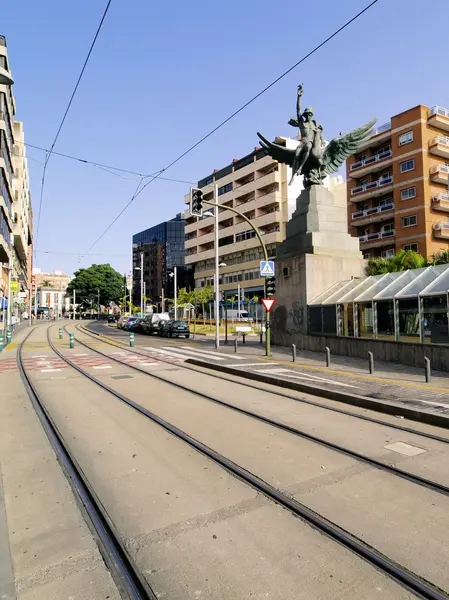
[{"xmin": 2, "ymin": 0, "xmax": 448, "ymax": 277}]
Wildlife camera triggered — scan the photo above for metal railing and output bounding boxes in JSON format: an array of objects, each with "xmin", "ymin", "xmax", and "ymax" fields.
[
  {"xmin": 429, "ymin": 105, "xmax": 449, "ymax": 119},
  {"xmin": 350, "ymin": 149, "xmax": 392, "ymax": 171},
  {"xmin": 369, "ymin": 121, "xmax": 391, "ymax": 137},
  {"xmin": 430, "ymin": 164, "xmax": 449, "ymax": 176},
  {"xmin": 432, "ymin": 193, "xmax": 449, "ymax": 203},
  {"xmin": 351, "ymin": 175, "xmax": 393, "ymax": 196},
  {"xmin": 352, "ymin": 202, "xmax": 394, "ymax": 220},
  {"xmin": 359, "ymin": 230, "xmax": 395, "ymax": 243},
  {"xmin": 433, "ymin": 223, "xmax": 449, "ymax": 231},
  {"xmin": 430, "ymin": 135, "xmax": 449, "ymax": 147}
]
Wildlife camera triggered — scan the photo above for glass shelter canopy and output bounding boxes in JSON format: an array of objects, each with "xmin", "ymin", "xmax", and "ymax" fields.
[{"xmin": 308, "ymin": 264, "xmax": 449, "ymax": 344}]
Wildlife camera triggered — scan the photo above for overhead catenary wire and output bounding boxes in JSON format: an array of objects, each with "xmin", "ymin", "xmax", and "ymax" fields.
[
  {"xmin": 34, "ymin": 0, "xmax": 113, "ymax": 256},
  {"xmin": 78, "ymin": 0, "xmax": 380, "ymax": 260}
]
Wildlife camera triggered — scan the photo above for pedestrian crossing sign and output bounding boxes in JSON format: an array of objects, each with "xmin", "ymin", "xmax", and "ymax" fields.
[{"xmin": 260, "ymin": 260, "xmax": 275, "ymax": 277}]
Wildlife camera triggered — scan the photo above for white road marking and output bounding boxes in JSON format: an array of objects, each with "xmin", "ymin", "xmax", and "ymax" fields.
[
  {"xmin": 164, "ymin": 347, "xmax": 225, "ymax": 361},
  {"xmin": 143, "ymin": 347, "xmax": 192, "ymax": 361},
  {"xmin": 384, "ymin": 442, "xmax": 426, "ymax": 456},
  {"xmin": 31, "ymin": 355, "xmax": 48, "ymax": 358},
  {"xmin": 416, "ymin": 399, "xmax": 449, "ymax": 409},
  {"xmin": 252, "ymin": 368, "xmax": 357, "ymax": 388},
  {"xmin": 93, "ymin": 365, "xmax": 112, "ymax": 370},
  {"xmin": 41, "ymin": 369, "xmax": 61, "ymax": 373},
  {"xmin": 180, "ymin": 346, "xmax": 246, "ymax": 360},
  {"xmin": 73, "ymin": 353, "xmax": 89, "ymax": 356},
  {"xmin": 236, "ymin": 363, "xmax": 279, "ymax": 367},
  {"xmin": 139, "ymin": 362, "xmax": 159, "ymax": 366}
]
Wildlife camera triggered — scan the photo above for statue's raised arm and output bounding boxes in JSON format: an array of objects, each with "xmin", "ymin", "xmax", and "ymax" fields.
[{"xmin": 288, "ymin": 84, "xmax": 303, "ymax": 129}]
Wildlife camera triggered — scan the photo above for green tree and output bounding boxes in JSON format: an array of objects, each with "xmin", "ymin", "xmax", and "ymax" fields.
[
  {"xmin": 66, "ymin": 264, "xmax": 124, "ymax": 308},
  {"xmin": 41, "ymin": 280, "xmax": 52, "ymax": 287},
  {"xmin": 196, "ymin": 286, "xmax": 214, "ymax": 325},
  {"xmin": 431, "ymin": 250, "xmax": 449, "ymax": 265},
  {"xmin": 366, "ymin": 250, "xmax": 428, "ymax": 276}
]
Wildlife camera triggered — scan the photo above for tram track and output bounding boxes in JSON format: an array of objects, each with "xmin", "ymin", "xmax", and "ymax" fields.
[
  {"xmin": 68, "ymin": 323, "xmax": 449, "ymax": 497},
  {"xmin": 31, "ymin": 323, "xmax": 448, "ymax": 600},
  {"xmin": 17, "ymin": 326, "xmax": 157, "ymax": 600},
  {"xmin": 78, "ymin": 322, "xmax": 449, "ymax": 444}
]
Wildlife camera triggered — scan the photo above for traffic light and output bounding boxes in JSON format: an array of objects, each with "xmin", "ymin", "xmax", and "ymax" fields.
[
  {"xmin": 265, "ymin": 276, "xmax": 276, "ymax": 297},
  {"xmin": 190, "ymin": 187, "xmax": 204, "ymax": 217}
]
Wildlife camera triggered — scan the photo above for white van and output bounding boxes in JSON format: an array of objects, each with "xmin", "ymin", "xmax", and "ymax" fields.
[{"xmin": 226, "ymin": 309, "xmax": 253, "ymax": 322}]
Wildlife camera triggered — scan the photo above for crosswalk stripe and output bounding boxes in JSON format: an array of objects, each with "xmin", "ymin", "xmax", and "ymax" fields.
[
  {"xmin": 164, "ymin": 347, "xmax": 225, "ymax": 361},
  {"xmin": 253, "ymin": 368, "xmax": 356, "ymax": 388},
  {"xmin": 143, "ymin": 347, "xmax": 192, "ymax": 361},
  {"xmin": 236, "ymin": 363, "xmax": 278, "ymax": 367},
  {"xmin": 180, "ymin": 346, "xmax": 246, "ymax": 360}
]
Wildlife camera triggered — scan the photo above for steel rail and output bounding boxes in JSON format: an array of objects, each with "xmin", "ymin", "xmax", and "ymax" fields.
[
  {"xmin": 18, "ymin": 327, "xmax": 157, "ymax": 600},
  {"xmin": 46, "ymin": 326, "xmax": 448, "ymax": 600},
  {"xmin": 78, "ymin": 322, "xmax": 449, "ymax": 444}
]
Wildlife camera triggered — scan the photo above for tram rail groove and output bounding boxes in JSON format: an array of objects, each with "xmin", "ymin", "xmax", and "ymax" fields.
[
  {"xmin": 50, "ymin": 326, "xmax": 448, "ymax": 600},
  {"xmin": 77, "ymin": 323, "xmax": 449, "ymax": 444},
  {"xmin": 69, "ymin": 324, "xmax": 449, "ymax": 498},
  {"xmin": 18, "ymin": 327, "xmax": 157, "ymax": 600}
]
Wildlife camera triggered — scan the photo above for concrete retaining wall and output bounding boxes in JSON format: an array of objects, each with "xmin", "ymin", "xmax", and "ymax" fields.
[{"xmin": 273, "ymin": 331, "xmax": 449, "ymax": 372}]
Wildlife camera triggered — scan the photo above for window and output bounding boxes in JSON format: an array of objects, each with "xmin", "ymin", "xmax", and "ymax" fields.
[
  {"xmin": 382, "ymin": 223, "xmax": 395, "ymax": 233},
  {"xmin": 401, "ymin": 186, "xmax": 416, "ymax": 201},
  {"xmin": 381, "ymin": 249, "xmax": 395, "ymax": 258},
  {"xmin": 402, "ymin": 215, "xmax": 417, "ymax": 227},
  {"xmin": 218, "ymin": 182, "xmax": 233, "ymax": 196},
  {"xmin": 400, "ymin": 159, "xmax": 414, "ymax": 173},
  {"xmin": 403, "ymin": 243, "xmax": 418, "ymax": 252},
  {"xmin": 399, "ymin": 131, "xmax": 413, "ymax": 145}
]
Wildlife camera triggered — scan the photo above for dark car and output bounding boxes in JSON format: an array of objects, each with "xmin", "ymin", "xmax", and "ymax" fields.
[
  {"xmin": 129, "ymin": 317, "xmax": 144, "ymax": 333},
  {"xmin": 108, "ymin": 314, "xmax": 119, "ymax": 323},
  {"xmin": 122, "ymin": 317, "xmax": 137, "ymax": 331},
  {"xmin": 159, "ymin": 320, "xmax": 190, "ymax": 338}
]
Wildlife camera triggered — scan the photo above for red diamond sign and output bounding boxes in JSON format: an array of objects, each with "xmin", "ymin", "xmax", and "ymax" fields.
[{"xmin": 261, "ymin": 298, "xmax": 276, "ymax": 313}]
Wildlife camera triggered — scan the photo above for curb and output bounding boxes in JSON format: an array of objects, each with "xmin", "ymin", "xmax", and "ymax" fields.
[{"xmin": 185, "ymin": 359, "xmax": 449, "ymax": 430}]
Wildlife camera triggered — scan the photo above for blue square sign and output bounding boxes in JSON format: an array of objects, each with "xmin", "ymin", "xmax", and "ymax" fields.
[{"xmin": 260, "ymin": 260, "xmax": 275, "ymax": 277}]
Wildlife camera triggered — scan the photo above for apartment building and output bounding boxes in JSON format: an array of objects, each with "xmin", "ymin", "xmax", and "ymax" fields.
[
  {"xmin": 183, "ymin": 140, "xmax": 300, "ymax": 299},
  {"xmin": 12, "ymin": 120, "xmax": 33, "ymax": 317},
  {"xmin": 347, "ymin": 104, "xmax": 449, "ymax": 259},
  {"xmin": 0, "ymin": 35, "xmax": 15, "ymax": 318}
]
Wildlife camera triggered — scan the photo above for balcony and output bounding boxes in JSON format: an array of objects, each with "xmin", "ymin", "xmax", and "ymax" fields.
[
  {"xmin": 429, "ymin": 136, "xmax": 449, "ymax": 159},
  {"xmin": 350, "ymin": 175, "xmax": 393, "ymax": 201},
  {"xmin": 349, "ymin": 149, "xmax": 392, "ymax": 178},
  {"xmin": 429, "ymin": 164, "xmax": 449, "ymax": 185},
  {"xmin": 433, "ymin": 223, "xmax": 449, "ymax": 239},
  {"xmin": 351, "ymin": 202, "xmax": 394, "ymax": 225},
  {"xmin": 359, "ymin": 230, "xmax": 396, "ymax": 248},
  {"xmin": 357, "ymin": 121, "xmax": 391, "ymax": 151},
  {"xmin": 428, "ymin": 106, "xmax": 449, "ymax": 133},
  {"xmin": 432, "ymin": 193, "xmax": 449, "ymax": 213}
]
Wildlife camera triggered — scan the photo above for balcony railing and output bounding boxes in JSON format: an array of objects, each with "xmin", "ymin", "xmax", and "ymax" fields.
[
  {"xmin": 430, "ymin": 136, "xmax": 449, "ymax": 147},
  {"xmin": 430, "ymin": 164, "xmax": 449, "ymax": 177},
  {"xmin": 359, "ymin": 230, "xmax": 395, "ymax": 243},
  {"xmin": 350, "ymin": 149, "xmax": 392, "ymax": 171},
  {"xmin": 352, "ymin": 202, "xmax": 394, "ymax": 220},
  {"xmin": 350, "ymin": 175, "xmax": 393, "ymax": 196},
  {"xmin": 429, "ymin": 106, "xmax": 449, "ymax": 118},
  {"xmin": 433, "ymin": 193, "xmax": 449, "ymax": 203},
  {"xmin": 370, "ymin": 121, "xmax": 391, "ymax": 137},
  {"xmin": 433, "ymin": 223, "xmax": 449, "ymax": 231}
]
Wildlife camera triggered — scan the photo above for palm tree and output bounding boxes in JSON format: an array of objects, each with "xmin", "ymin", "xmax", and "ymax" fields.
[
  {"xmin": 41, "ymin": 280, "xmax": 52, "ymax": 287},
  {"xmin": 366, "ymin": 250, "xmax": 427, "ymax": 275},
  {"xmin": 252, "ymin": 295, "xmax": 259, "ymax": 325},
  {"xmin": 228, "ymin": 296, "xmax": 236, "ymax": 323}
]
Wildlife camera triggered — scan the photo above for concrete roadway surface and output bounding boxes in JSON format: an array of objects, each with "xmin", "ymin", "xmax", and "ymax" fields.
[{"xmin": 1, "ymin": 321, "xmax": 449, "ymax": 598}]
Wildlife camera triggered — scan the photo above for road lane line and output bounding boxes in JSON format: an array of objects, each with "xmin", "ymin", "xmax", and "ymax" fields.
[{"xmin": 92, "ymin": 365, "xmax": 112, "ymax": 370}]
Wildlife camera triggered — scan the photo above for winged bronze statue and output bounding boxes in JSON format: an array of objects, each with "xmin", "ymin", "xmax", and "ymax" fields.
[{"xmin": 257, "ymin": 84, "xmax": 376, "ymax": 188}]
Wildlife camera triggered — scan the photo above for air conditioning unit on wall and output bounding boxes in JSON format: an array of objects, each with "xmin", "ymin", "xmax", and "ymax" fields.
[{"xmin": 283, "ymin": 265, "xmax": 292, "ymax": 278}]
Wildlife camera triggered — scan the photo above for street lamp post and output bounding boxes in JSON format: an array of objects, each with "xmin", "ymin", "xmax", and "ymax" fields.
[
  {"xmin": 97, "ymin": 288, "xmax": 100, "ymax": 320},
  {"xmin": 169, "ymin": 267, "xmax": 178, "ymax": 319},
  {"xmin": 140, "ymin": 253, "xmax": 144, "ymax": 317}
]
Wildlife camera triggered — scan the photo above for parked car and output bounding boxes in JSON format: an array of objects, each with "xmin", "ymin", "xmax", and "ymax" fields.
[
  {"xmin": 108, "ymin": 314, "xmax": 119, "ymax": 323},
  {"xmin": 129, "ymin": 317, "xmax": 144, "ymax": 333},
  {"xmin": 226, "ymin": 309, "xmax": 253, "ymax": 322},
  {"xmin": 123, "ymin": 317, "xmax": 137, "ymax": 331},
  {"xmin": 116, "ymin": 316, "xmax": 127, "ymax": 329},
  {"xmin": 141, "ymin": 313, "xmax": 170, "ymax": 335},
  {"xmin": 159, "ymin": 320, "xmax": 190, "ymax": 338}
]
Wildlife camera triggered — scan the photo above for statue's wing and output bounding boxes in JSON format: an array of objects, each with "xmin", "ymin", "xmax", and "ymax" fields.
[
  {"xmin": 322, "ymin": 118, "xmax": 377, "ymax": 175},
  {"xmin": 257, "ymin": 132, "xmax": 296, "ymax": 168}
]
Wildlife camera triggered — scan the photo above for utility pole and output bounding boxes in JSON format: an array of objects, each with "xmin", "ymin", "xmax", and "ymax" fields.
[
  {"xmin": 6, "ymin": 263, "xmax": 11, "ymax": 330},
  {"xmin": 174, "ymin": 266, "xmax": 177, "ymax": 319},
  {"xmin": 140, "ymin": 252, "xmax": 144, "ymax": 317},
  {"xmin": 73, "ymin": 289, "xmax": 76, "ymax": 321},
  {"xmin": 161, "ymin": 287, "xmax": 165, "ymax": 313},
  {"xmin": 97, "ymin": 288, "xmax": 100, "ymax": 320}
]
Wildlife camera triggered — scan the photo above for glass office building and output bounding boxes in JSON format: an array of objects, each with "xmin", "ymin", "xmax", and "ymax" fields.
[{"xmin": 132, "ymin": 214, "xmax": 193, "ymax": 306}]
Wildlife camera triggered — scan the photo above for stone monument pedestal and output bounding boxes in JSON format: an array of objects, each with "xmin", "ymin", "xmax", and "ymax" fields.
[{"xmin": 272, "ymin": 185, "xmax": 365, "ymax": 343}]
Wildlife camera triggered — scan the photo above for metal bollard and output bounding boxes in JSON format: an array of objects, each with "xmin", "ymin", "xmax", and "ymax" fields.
[
  {"xmin": 234, "ymin": 338, "xmax": 238, "ymax": 353},
  {"xmin": 368, "ymin": 351, "xmax": 374, "ymax": 374},
  {"xmin": 59, "ymin": 328, "xmax": 63, "ymax": 339},
  {"xmin": 69, "ymin": 333, "xmax": 75, "ymax": 349},
  {"xmin": 259, "ymin": 329, "xmax": 263, "ymax": 344},
  {"xmin": 242, "ymin": 333, "xmax": 246, "ymax": 344},
  {"xmin": 292, "ymin": 343, "xmax": 296, "ymax": 363},
  {"xmin": 6, "ymin": 329, "xmax": 12, "ymax": 344},
  {"xmin": 424, "ymin": 357, "xmax": 431, "ymax": 383},
  {"xmin": 325, "ymin": 346, "xmax": 330, "ymax": 367},
  {"xmin": 0, "ymin": 334, "xmax": 3, "ymax": 351},
  {"xmin": 129, "ymin": 332, "xmax": 134, "ymax": 347}
]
